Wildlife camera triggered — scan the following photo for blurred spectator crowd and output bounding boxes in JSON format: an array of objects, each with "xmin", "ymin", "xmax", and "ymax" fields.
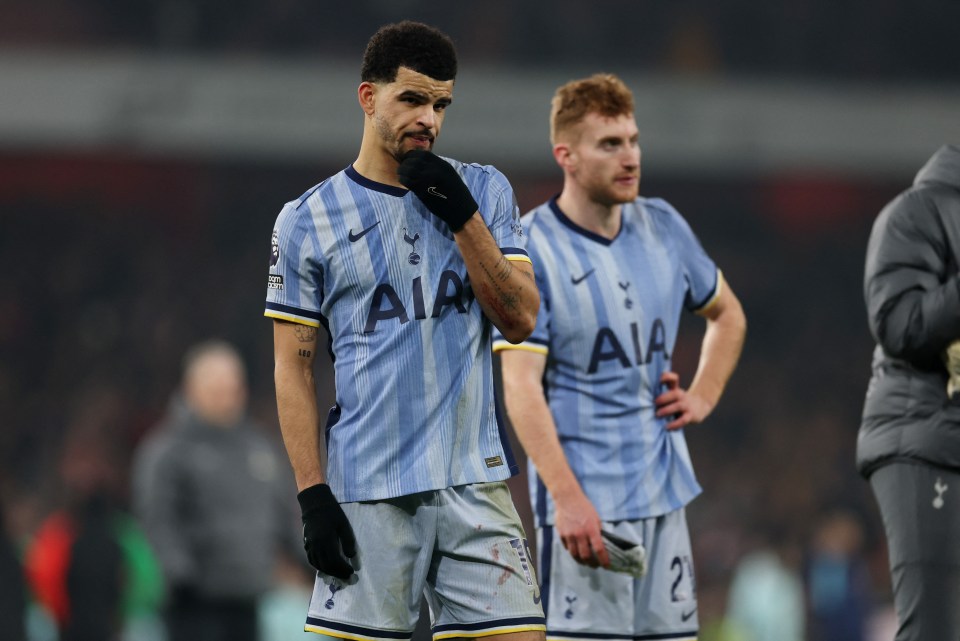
[{"xmin": 1, "ymin": 0, "xmax": 959, "ymax": 81}]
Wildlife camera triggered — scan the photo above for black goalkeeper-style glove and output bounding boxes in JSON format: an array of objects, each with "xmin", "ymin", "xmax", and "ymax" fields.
[
  {"xmin": 297, "ymin": 484, "xmax": 356, "ymax": 580},
  {"xmin": 397, "ymin": 150, "xmax": 479, "ymax": 232}
]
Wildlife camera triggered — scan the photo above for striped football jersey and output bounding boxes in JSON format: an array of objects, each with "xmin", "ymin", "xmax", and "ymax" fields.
[
  {"xmin": 266, "ymin": 160, "xmax": 530, "ymax": 502},
  {"xmin": 495, "ymin": 196, "xmax": 719, "ymax": 524}
]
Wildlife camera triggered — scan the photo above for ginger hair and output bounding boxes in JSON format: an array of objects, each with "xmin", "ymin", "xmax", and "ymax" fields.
[{"xmin": 550, "ymin": 73, "xmax": 635, "ymax": 144}]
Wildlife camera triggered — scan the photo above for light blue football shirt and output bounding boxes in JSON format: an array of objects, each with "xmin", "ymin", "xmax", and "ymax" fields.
[
  {"xmin": 265, "ymin": 160, "xmax": 530, "ymax": 503},
  {"xmin": 494, "ymin": 196, "xmax": 720, "ymax": 525}
]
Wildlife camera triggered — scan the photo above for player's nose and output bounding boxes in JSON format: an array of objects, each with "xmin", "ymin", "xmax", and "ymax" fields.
[{"xmin": 415, "ymin": 105, "xmax": 437, "ymax": 129}]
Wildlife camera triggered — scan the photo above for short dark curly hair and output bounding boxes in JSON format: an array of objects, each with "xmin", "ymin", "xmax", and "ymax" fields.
[{"xmin": 361, "ymin": 21, "xmax": 458, "ymax": 84}]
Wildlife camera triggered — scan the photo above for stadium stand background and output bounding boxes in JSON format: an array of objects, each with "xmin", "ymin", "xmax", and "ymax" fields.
[{"xmin": 3, "ymin": 2, "xmax": 960, "ymax": 639}]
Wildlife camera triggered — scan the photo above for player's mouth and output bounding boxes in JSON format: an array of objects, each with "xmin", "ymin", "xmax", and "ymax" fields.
[
  {"xmin": 405, "ymin": 132, "xmax": 434, "ymax": 148},
  {"xmin": 615, "ymin": 175, "xmax": 639, "ymax": 186}
]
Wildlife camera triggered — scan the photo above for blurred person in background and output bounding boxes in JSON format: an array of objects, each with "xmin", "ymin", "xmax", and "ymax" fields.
[
  {"xmin": 0, "ymin": 496, "xmax": 28, "ymax": 641},
  {"xmin": 860, "ymin": 143, "xmax": 960, "ymax": 641},
  {"xmin": 723, "ymin": 526, "xmax": 805, "ymax": 641},
  {"xmin": 496, "ymin": 73, "xmax": 746, "ymax": 640},
  {"xmin": 257, "ymin": 555, "xmax": 318, "ymax": 641},
  {"xmin": 132, "ymin": 340, "xmax": 304, "ymax": 641},
  {"xmin": 265, "ymin": 20, "xmax": 544, "ymax": 641},
  {"xmin": 61, "ymin": 491, "xmax": 125, "ymax": 641},
  {"xmin": 805, "ymin": 509, "xmax": 869, "ymax": 641},
  {"xmin": 25, "ymin": 412, "xmax": 164, "ymax": 641}
]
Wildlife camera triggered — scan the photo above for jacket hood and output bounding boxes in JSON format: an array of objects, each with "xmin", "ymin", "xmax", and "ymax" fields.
[{"xmin": 915, "ymin": 144, "xmax": 960, "ymax": 189}]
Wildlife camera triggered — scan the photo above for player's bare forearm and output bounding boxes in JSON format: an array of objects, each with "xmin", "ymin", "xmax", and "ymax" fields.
[
  {"xmin": 689, "ymin": 280, "xmax": 746, "ymax": 413},
  {"xmin": 500, "ymin": 350, "xmax": 583, "ymax": 503},
  {"xmin": 454, "ymin": 215, "xmax": 539, "ymax": 343},
  {"xmin": 273, "ymin": 320, "xmax": 326, "ymax": 491},
  {"xmin": 501, "ymin": 348, "xmax": 607, "ymax": 566}
]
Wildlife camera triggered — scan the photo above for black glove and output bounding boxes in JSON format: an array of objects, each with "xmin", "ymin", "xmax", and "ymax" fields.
[
  {"xmin": 397, "ymin": 150, "xmax": 478, "ymax": 231},
  {"xmin": 297, "ymin": 484, "xmax": 356, "ymax": 580}
]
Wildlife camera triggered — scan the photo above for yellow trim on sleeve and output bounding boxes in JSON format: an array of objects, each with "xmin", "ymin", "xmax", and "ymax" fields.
[
  {"xmin": 505, "ymin": 254, "xmax": 533, "ymax": 264},
  {"xmin": 695, "ymin": 269, "xmax": 724, "ymax": 315},
  {"xmin": 264, "ymin": 310, "xmax": 322, "ymax": 328},
  {"xmin": 493, "ymin": 341, "xmax": 548, "ymax": 355}
]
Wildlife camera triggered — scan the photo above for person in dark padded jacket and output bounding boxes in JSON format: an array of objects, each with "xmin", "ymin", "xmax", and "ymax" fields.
[
  {"xmin": 132, "ymin": 340, "xmax": 304, "ymax": 641},
  {"xmin": 860, "ymin": 144, "xmax": 960, "ymax": 641}
]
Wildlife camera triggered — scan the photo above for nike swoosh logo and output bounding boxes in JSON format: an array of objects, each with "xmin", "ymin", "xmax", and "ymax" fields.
[
  {"xmin": 427, "ymin": 186, "xmax": 448, "ymax": 199},
  {"xmin": 533, "ymin": 592, "xmax": 541, "ymax": 605},
  {"xmin": 348, "ymin": 221, "xmax": 381, "ymax": 242},
  {"xmin": 570, "ymin": 269, "xmax": 595, "ymax": 285},
  {"xmin": 681, "ymin": 607, "xmax": 697, "ymax": 622}
]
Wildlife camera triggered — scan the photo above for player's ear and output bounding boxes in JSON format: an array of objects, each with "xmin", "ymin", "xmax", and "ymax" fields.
[
  {"xmin": 553, "ymin": 143, "xmax": 573, "ymax": 170},
  {"xmin": 358, "ymin": 82, "xmax": 377, "ymax": 116}
]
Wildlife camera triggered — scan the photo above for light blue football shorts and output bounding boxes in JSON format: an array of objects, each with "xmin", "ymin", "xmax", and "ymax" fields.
[
  {"xmin": 538, "ymin": 508, "xmax": 698, "ymax": 641},
  {"xmin": 304, "ymin": 481, "xmax": 545, "ymax": 640}
]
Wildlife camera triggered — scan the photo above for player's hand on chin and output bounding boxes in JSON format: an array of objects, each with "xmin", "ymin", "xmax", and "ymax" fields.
[{"xmin": 655, "ymin": 371, "xmax": 711, "ymax": 430}]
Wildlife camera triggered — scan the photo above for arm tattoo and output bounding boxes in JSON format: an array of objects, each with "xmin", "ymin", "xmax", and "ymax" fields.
[
  {"xmin": 493, "ymin": 254, "xmax": 513, "ymax": 282},
  {"xmin": 479, "ymin": 281, "xmax": 518, "ymax": 328},
  {"xmin": 479, "ymin": 257, "xmax": 521, "ymax": 315},
  {"xmin": 294, "ymin": 325, "xmax": 317, "ymax": 343}
]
